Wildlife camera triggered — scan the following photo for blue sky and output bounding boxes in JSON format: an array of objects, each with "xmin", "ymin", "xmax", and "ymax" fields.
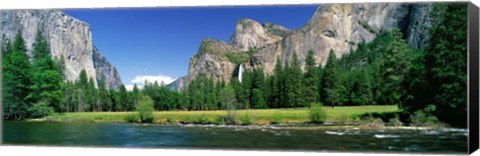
[{"xmin": 63, "ymin": 5, "xmax": 318, "ymax": 89}]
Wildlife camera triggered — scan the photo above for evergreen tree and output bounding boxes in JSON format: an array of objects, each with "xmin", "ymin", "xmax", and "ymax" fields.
[
  {"xmin": 241, "ymin": 71, "xmax": 254, "ymax": 108},
  {"xmin": 252, "ymin": 88, "xmax": 267, "ymax": 109},
  {"xmin": 351, "ymin": 69, "xmax": 373, "ymax": 105},
  {"xmin": 109, "ymin": 89, "xmax": 119, "ymax": 111},
  {"xmin": 28, "ymin": 30, "xmax": 64, "ymax": 113},
  {"xmin": 118, "ymin": 84, "xmax": 128, "ymax": 111},
  {"xmin": 321, "ymin": 49, "xmax": 339, "ymax": 107},
  {"xmin": 287, "ymin": 52, "xmax": 304, "ymax": 107},
  {"xmin": 378, "ymin": 29, "xmax": 411, "ymax": 105},
  {"xmin": 85, "ymin": 77, "xmax": 97, "ymax": 111},
  {"xmin": 272, "ymin": 56, "xmax": 285, "ymax": 108},
  {"xmin": 131, "ymin": 84, "xmax": 141, "ymax": 108},
  {"xmin": 2, "ymin": 32, "xmax": 32, "ymax": 120},
  {"xmin": 303, "ymin": 50, "xmax": 319, "ymax": 104},
  {"xmin": 75, "ymin": 69, "xmax": 88, "ymax": 112},
  {"xmin": 316, "ymin": 65, "xmax": 324, "ymax": 103},
  {"xmin": 251, "ymin": 68, "xmax": 266, "ymax": 109},
  {"xmin": 98, "ymin": 77, "xmax": 112, "ymax": 111}
]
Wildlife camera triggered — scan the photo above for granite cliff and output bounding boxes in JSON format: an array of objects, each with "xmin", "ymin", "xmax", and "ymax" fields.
[
  {"xmin": 0, "ymin": 10, "xmax": 123, "ymax": 89},
  {"xmin": 170, "ymin": 3, "xmax": 434, "ymax": 91}
]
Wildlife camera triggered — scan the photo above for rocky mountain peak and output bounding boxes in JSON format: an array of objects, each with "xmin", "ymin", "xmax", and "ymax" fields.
[{"xmin": 228, "ymin": 18, "xmax": 284, "ymax": 51}]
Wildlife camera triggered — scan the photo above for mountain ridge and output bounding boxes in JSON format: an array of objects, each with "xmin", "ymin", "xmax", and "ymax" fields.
[{"xmin": 169, "ymin": 3, "xmax": 433, "ymax": 91}]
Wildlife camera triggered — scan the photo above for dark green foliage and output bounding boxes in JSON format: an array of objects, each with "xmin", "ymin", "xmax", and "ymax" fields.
[
  {"xmin": 185, "ymin": 74, "xmax": 218, "ymax": 110},
  {"xmin": 28, "ymin": 30, "xmax": 64, "ymax": 114},
  {"xmin": 273, "ymin": 56, "xmax": 288, "ymax": 108},
  {"xmin": 426, "ymin": 3, "xmax": 467, "ymax": 127},
  {"xmin": 97, "ymin": 77, "xmax": 112, "ymax": 111},
  {"xmin": 403, "ymin": 3, "xmax": 468, "ymax": 127},
  {"xmin": 2, "ymin": 32, "xmax": 32, "ymax": 120},
  {"xmin": 286, "ymin": 52, "xmax": 304, "ymax": 107},
  {"xmin": 322, "ymin": 49, "xmax": 340, "ymax": 107},
  {"xmin": 131, "ymin": 84, "xmax": 141, "ymax": 108},
  {"xmin": 86, "ymin": 77, "xmax": 97, "ymax": 111},
  {"xmin": 350, "ymin": 69, "xmax": 374, "ymax": 105},
  {"xmin": 118, "ymin": 84, "xmax": 129, "ymax": 111},
  {"xmin": 109, "ymin": 89, "xmax": 120, "ymax": 111},
  {"xmin": 303, "ymin": 50, "xmax": 319, "ymax": 104},
  {"xmin": 378, "ymin": 29, "xmax": 411, "ymax": 105},
  {"xmin": 252, "ymin": 88, "xmax": 267, "ymax": 109}
]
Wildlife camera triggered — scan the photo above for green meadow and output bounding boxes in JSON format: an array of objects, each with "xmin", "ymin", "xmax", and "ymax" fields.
[{"xmin": 42, "ymin": 105, "xmax": 398, "ymax": 125}]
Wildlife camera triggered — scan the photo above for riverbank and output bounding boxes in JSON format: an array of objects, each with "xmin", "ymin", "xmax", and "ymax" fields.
[{"xmin": 38, "ymin": 105, "xmax": 399, "ymax": 125}]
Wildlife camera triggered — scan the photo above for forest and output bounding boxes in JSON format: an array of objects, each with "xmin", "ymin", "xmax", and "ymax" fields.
[{"xmin": 1, "ymin": 3, "xmax": 467, "ymax": 127}]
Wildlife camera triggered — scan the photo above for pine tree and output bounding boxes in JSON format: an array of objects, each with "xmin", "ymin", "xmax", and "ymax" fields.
[
  {"xmin": 351, "ymin": 69, "xmax": 373, "ymax": 105},
  {"xmin": 286, "ymin": 52, "xmax": 304, "ymax": 107},
  {"xmin": 29, "ymin": 30, "xmax": 64, "ymax": 114},
  {"xmin": 252, "ymin": 88, "xmax": 267, "ymax": 109},
  {"xmin": 109, "ymin": 89, "xmax": 119, "ymax": 111},
  {"xmin": 2, "ymin": 31, "xmax": 33, "ymax": 120},
  {"xmin": 118, "ymin": 84, "xmax": 128, "ymax": 111},
  {"xmin": 251, "ymin": 68, "xmax": 266, "ymax": 109},
  {"xmin": 132, "ymin": 84, "xmax": 141, "ymax": 108},
  {"xmin": 87, "ymin": 77, "xmax": 97, "ymax": 111},
  {"xmin": 303, "ymin": 50, "xmax": 319, "ymax": 104},
  {"xmin": 241, "ymin": 71, "xmax": 254, "ymax": 108},
  {"xmin": 378, "ymin": 29, "xmax": 411, "ymax": 105},
  {"xmin": 322, "ymin": 49, "xmax": 339, "ymax": 107},
  {"xmin": 98, "ymin": 77, "xmax": 112, "ymax": 111},
  {"xmin": 272, "ymin": 56, "xmax": 284, "ymax": 108}
]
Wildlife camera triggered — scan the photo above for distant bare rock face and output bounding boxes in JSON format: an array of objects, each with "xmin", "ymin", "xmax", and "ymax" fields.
[
  {"xmin": 178, "ymin": 3, "xmax": 434, "ymax": 90},
  {"xmin": 186, "ymin": 39, "xmax": 241, "ymax": 85},
  {"xmin": 92, "ymin": 46, "xmax": 123, "ymax": 89},
  {"xmin": 229, "ymin": 18, "xmax": 289, "ymax": 51},
  {"xmin": 0, "ymin": 10, "xmax": 123, "ymax": 89},
  {"xmin": 166, "ymin": 76, "xmax": 186, "ymax": 92}
]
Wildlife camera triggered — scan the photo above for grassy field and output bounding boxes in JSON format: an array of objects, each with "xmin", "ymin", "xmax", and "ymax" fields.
[{"xmin": 43, "ymin": 105, "xmax": 398, "ymax": 125}]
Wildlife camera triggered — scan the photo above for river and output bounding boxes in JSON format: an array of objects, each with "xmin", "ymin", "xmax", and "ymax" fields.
[{"xmin": 2, "ymin": 121, "xmax": 468, "ymax": 153}]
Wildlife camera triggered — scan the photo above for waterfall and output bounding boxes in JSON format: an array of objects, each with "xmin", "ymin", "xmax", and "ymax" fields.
[{"xmin": 238, "ymin": 64, "xmax": 244, "ymax": 83}]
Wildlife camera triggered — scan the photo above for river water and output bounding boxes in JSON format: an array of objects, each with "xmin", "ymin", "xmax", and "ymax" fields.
[{"xmin": 2, "ymin": 121, "xmax": 468, "ymax": 153}]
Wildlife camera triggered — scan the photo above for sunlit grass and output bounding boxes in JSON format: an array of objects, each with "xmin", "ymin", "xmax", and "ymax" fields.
[{"xmin": 45, "ymin": 105, "xmax": 398, "ymax": 124}]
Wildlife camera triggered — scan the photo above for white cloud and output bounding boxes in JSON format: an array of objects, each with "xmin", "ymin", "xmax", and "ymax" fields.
[
  {"xmin": 130, "ymin": 75, "xmax": 176, "ymax": 86},
  {"xmin": 125, "ymin": 84, "xmax": 144, "ymax": 91}
]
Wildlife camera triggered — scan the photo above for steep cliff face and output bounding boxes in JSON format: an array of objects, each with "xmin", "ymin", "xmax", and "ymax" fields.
[
  {"xmin": 179, "ymin": 3, "xmax": 434, "ymax": 90},
  {"xmin": 251, "ymin": 3, "xmax": 420, "ymax": 74},
  {"xmin": 92, "ymin": 46, "xmax": 123, "ymax": 89},
  {"xmin": 229, "ymin": 18, "xmax": 289, "ymax": 51},
  {"xmin": 186, "ymin": 39, "xmax": 240, "ymax": 84},
  {"xmin": 0, "ymin": 10, "xmax": 122, "ymax": 89}
]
